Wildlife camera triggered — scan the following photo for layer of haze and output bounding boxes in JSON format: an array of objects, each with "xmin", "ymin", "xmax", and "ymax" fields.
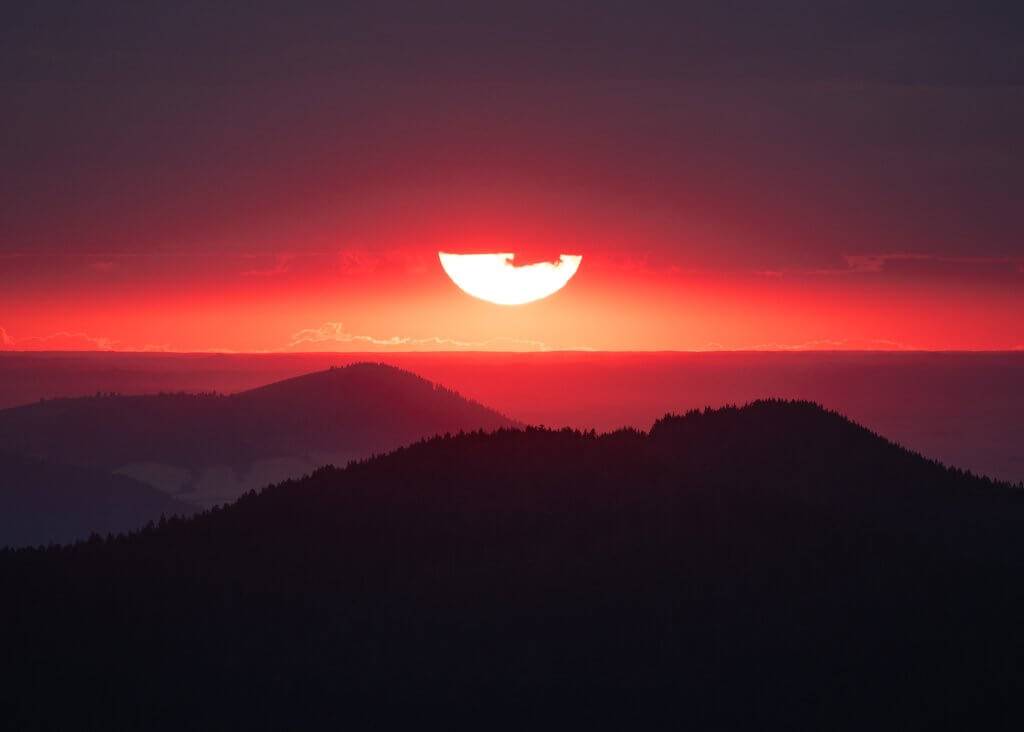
[
  {"xmin": 2, "ymin": 351, "xmax": 1022, "ymax": 485},
  {"xmin": 3, "ymin": 2, "xmax": 1023, "ymax": 350}
]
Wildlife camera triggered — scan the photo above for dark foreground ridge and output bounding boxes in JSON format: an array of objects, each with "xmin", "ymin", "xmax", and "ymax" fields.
[{"xmin": 3, "ymin": 400, "xmax": 1023, "ymax": 728}]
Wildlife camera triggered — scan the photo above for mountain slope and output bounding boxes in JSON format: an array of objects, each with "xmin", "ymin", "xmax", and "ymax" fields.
[
  {"xmin": 0, "ymin": 451, "xmax": 193, "ymax": 547},
  {"xmin": 3, "ymin": 401, "xmax": 1022, "ymax": 728},
  {"xmin": 0, "ymin": 363, "xmax": 516, "ymax": 507}
]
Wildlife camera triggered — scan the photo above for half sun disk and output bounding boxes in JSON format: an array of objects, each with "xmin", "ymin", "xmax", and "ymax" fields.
[{"xmin": 438, "ymin": 252, "xmax": 582, "ymax": 305}]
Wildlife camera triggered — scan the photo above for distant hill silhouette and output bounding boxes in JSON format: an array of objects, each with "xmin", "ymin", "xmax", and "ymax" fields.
[
  {"xmin": 0, "ymin": 363, "xmax": 515, "ymax": 510},
  {"xmin": 0, "ymin": 451, "xmax": 193, "ymax": 547},
  {"xmin": 3, "ymin": 401, "xmax": 1022, "ymax": 728}
]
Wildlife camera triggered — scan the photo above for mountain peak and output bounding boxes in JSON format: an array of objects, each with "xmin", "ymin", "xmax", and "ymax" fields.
[{"xmin": 0, "ymin": 364, "xmax": 517, "ymax": 522}]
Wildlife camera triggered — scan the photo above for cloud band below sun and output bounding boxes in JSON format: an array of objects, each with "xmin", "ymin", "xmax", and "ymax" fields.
[{"xmin": 286, "ymin": 322, "xmax": 567, "ymax": 352}]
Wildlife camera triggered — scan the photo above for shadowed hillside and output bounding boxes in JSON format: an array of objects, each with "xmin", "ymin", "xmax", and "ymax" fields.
[
  {"xmin": 3, "ymin": 401, "xmax": 1023, "ymax": 728},
  {"xmin": 0, "ymin": 452, "xmax": 193, "ymax": 547},
  {"xmin": 0, "ymin": 363, "xmax": 515, "ymax": 509},
  {"xmin": 3, "ymin": 351, "xmax": 1022, "ymax": 484}
]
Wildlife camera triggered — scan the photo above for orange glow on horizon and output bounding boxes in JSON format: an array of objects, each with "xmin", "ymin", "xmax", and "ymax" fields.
[{"xmin": 1, "ymin": 244, "xmax": 1022, "ymax": 354}]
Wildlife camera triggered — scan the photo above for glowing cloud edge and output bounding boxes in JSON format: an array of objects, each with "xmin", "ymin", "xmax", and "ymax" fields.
[{"xmin": 438, "ymin": 252, "xmax": 583, "ymax": 306}]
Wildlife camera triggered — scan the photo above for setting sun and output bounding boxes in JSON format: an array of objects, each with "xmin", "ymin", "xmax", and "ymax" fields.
[{"xmin": 438, "ymin": 252, "xmax": 582, "ymax": 306}]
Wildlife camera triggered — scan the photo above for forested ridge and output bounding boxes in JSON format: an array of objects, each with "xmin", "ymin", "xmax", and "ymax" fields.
[{"xmin": 3, "ymin": 400, "xmax": 1022, "ymax": 729}]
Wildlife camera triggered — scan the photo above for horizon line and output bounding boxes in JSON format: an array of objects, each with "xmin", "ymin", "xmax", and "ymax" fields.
[{"xmin": 2, "ymin": 349, "xmax": 1023, "ymax": 356}]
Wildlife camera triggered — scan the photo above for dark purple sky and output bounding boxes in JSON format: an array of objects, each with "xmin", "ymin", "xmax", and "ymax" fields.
[{"xmin": 2, "ymin": 2, "xmax": 1022, "ymax": 351}]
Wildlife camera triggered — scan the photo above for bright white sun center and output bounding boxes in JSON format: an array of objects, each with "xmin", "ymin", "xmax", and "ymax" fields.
[{"xmin": 438, "ymin": 252, "xmax": 582, "ymax": 306}]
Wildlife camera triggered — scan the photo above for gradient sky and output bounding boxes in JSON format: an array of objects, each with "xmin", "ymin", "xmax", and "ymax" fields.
[{"xmin": 3, "ymin": 1, "xmax": 1023, "ymax": 352}]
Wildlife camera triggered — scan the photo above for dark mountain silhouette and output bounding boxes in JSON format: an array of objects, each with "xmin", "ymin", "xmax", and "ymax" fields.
[
  {"xmin": 0, "ymin": 451, "xmax": 193, "ymax": 547},
  {"xmin": 3, "ymin": 401, "xmax": 1023, "ymax": 729},
  {"xmin": 0, "ymin": 363, "xmax": 515, "ymax": 509}
]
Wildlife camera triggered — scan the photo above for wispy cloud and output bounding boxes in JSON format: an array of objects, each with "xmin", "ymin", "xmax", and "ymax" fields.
[
  {"xmin": 1, "ymin": 321, "xmax": 585, "ymax": 354},
  {"xmin": 841, "ymin": 253, "xmax": 943, "ymax": 274},
  {"xmin": 10, "ymin": 331, "xmax": 120, "ymax": 351},
  {"xmin": 240, "ymin": 254, "xmax": 294, "ymax": 278},
  {"xmin": 0, "ymin": 327, "xmax": 172, "ymax": 352},
  {"xmin": 287, "ymin": 322, "xmax": 587, "ymax": 352},
  {"xmin": 817, "ymin": 252, "xmax": 1022, "ymax": 277},
  {"xmin": 336, "ymin": 248, "xmax": 431, "ymax": 276},
  {"xmin": 750, "ymin": 252, "xmax": 1024, "ymax": 280},
  {"xmin": 688, "ymin": 337, "xmax": 921, "ymax": 351},
  {"xmin": 745, "ymin": 338, "xmax": 917, "ymax": 351}
]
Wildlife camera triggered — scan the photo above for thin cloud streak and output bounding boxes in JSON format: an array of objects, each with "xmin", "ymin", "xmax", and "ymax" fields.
[
  {"xmin": 287, "ymin": 322, "xmax": 586, "ymax": 352},
  {"xmin": 793, "ymin": 253, "xmax": 1024, "ymax": 278},
  {"xmin": 0, "ymin": 323, "xmax": 1007, "ymax": 355},
  {"xmin": 5, "ymin": 331, "xmax": 119, "ymax": 351},
  {"xmin": 0, "ymin": 327, "xmax": 172, "ymax": 353},
  {"xmin": 744, "ymin": 338, "xmax": 918, "ymax": 352},
  {"xmin": 240, "ymin": 254, "xmax": 294, "ymax": 278}
]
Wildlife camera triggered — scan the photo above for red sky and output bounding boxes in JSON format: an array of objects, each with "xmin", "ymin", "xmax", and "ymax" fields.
[
  {"xmin": 2, "ymin": 246, "xmax": 1021, "ymax": 353},
  {"xmin": 2, "ymin": 3, "xmax": 1022, "ymax": 353}
]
